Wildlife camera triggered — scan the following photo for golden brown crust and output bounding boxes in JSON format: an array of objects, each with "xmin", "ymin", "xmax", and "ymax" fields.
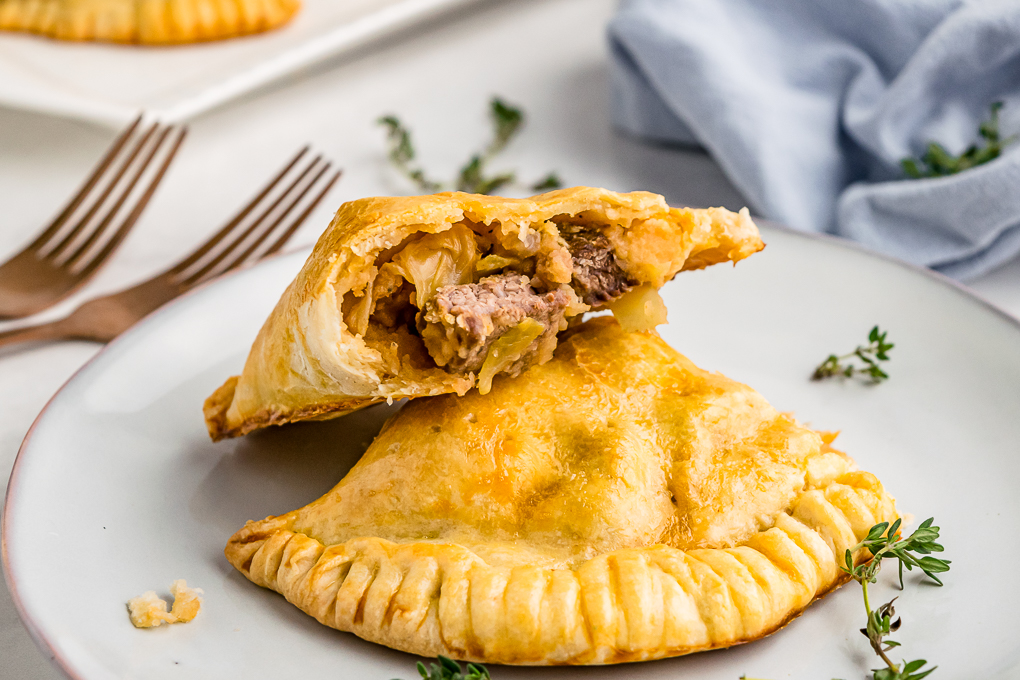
[
  {"xmin": 225, "ymin": 319, "xmax": 897, "ymax": 664},
  {"xmin": 202, "ymin": 376, "xmax": 236, "ymax": 440},
  {"xmin": 205, "ymin": 188, "xmax": 764, "ymax": 440},
  {"xmin": 203, "ymin": 375, "xmax": 381, "ymax": 441},
  {"xmin": 0, "ymin": 0, "xmax": 300, "ymax": 44},
  {"xmin": 226, "ymin": 515, "xmax": 873, "ymax": 664}
]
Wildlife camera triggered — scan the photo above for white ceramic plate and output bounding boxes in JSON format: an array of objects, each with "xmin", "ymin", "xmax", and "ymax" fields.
[
  {"xmin": 0, "ymin": 0, "xmax": 481, "ymax": 127},
  {"xmin": 4, "ymin": 226, "xmax": 1020, "ymax": 680}
]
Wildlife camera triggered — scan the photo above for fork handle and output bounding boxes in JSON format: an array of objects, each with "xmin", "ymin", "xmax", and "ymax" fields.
[{"xmin": 0, "ymin": 317, "xmax": 82, "ymax": 350}]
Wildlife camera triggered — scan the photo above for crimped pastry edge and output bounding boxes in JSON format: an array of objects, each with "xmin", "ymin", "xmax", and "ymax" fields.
[
  {"xmin": 0, "ymin": 0, "xmax": 301, "ymax": 44},
  {"xmin": 225, "ymin": 470, "xmax": 896, "ymax": 665}
]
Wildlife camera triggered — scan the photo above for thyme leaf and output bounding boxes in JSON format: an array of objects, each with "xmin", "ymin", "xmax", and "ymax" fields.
[
  {"xmin": 531, "ymin": 172, "xmax": 563, "ymax": 191},
  {"xmin": 902, "ymin": 102, "xmax": 1017, "ymax": 178},
  {"xmin": 393, "ymin": 656, "xmax": 490, "ymax": 680}
]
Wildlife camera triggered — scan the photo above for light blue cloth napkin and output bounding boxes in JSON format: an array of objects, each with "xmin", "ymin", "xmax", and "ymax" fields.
[{"xmin": 609, "ymin": 0, "xmax": 1020, "ymax": 279}]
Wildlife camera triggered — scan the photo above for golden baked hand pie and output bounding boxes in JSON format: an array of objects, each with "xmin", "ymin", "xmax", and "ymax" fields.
[
  {"xmin": 225, "ymin": 318, "xmax": 898, "ymax": 664},
  {"xmin": 204, "ymin": 187, "xmax": 764, "ymax": 440},
  {"xmin": 0, "ymin": 0, "xmax": 300, "ymax": 44}
]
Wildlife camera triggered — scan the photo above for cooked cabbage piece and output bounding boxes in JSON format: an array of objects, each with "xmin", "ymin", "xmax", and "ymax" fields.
[
  {"xmin": 610, "ymin": 285, "xmax": 669, "ymax": 332},
  {"xmin": 390, "ymin": 224, "xmax": 479, "ymax": 307},
  {"xmin": 477, "ymin": 318, "xmax": 547, "ymax": 394}
]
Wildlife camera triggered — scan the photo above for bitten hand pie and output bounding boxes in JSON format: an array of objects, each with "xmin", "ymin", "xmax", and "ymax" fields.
[
  {"xmin": 225, "ymin": 318, "xmax": 898, "ymax": 665},
  {"xmin": 0, "ymin": 0, "xmax": 300, "ymax": 44},
  {"xmin": 204, "ymin": 188, "xmax": 764, "ymax": 440}
]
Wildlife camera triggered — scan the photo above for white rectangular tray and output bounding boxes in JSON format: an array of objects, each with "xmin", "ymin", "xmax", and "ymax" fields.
[{"xmin": 0, "ymin": 0, "xmax": 479, "ymax": 127}]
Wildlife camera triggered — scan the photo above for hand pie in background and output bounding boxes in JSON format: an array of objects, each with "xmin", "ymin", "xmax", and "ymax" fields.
[
  {"xmin": 204, "ymin": 187, "xmax": 764, "ymax": 440},
  {"xmin": 0, "ymin": 0, "xmax": 300, "ymax": 44},
  {"xmin": 225, "ymin": 318, "xmax": 899, "ymax": 665}
]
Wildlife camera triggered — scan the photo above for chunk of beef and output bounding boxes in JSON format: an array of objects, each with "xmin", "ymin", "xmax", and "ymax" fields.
[
  {"xmin": 422, "ymin": 273, "xmax": 569, "ymax": 372},
  {"xmin": 559, "ymin": 225, "xmax": 637, "ymax": 307}
]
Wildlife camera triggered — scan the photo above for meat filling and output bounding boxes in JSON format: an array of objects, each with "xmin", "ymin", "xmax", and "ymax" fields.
[
  {"xmin": 421, "ymin": 273, "xmax": 570, "ymax": 373},
  {"xmin": 355, "ymin": 223, "xmax": 641, "ymax": 387},
  {"xmin": 560, "ymin": 226, "xmax": 637, "ymax": 307}
]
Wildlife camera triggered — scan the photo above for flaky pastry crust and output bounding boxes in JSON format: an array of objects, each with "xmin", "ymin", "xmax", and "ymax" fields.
[
  {"xmin": 205, "ymin": 188, "xmax": 764, "ymax": 440},
  {"xmin": 225, "ymin": 318, "xmax": 898, "ymax": 664},
  {"xmin": 127, "ymin": 579, "xmax": 202, "ymax": 628},
  {"xmin": 0, "ymin": 0, "xmax": 299, "ymax": 44}
]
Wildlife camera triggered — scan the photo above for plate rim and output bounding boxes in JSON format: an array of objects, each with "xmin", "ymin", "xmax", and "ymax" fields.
[
  {"xmin": 3, "ymin": 224, "xmax": 1018, "ymax": 679},
  {"xmin": 1, "ymin": 246, "xmax": 311, "ymax": 679},
  {"xmin": 0, "ymin": 0, "xmax": 487, "ymax": 127}
]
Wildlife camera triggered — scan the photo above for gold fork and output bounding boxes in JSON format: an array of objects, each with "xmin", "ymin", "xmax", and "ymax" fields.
[
  {"xmin": 0, "ymin": 116, "xmax": 187, "ymax": 318},
  {"xmin": 0, "ymin": 147, "xmax": 340, "ymax": 349}
]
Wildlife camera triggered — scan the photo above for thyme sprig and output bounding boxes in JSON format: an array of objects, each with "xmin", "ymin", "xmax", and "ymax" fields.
[
  {"xmin": 902, "ymin": 102, "xmax": 1017, "ymax": 178},
  {"xmin": 378, "ymin": 115, "xmax": 444, "ymax": 192},
  {"xmin": 378, "ymin": 97, "xmax": 562, "ymax": 196},
  {"xmin": 812, "ymin": 326, "xmax": 893, "ymax": 383},
  {"xmin": 394, "ymin": 656, "xmax": 490, "ymax": 680},
  {"xmin": 838, "ymin": 517, "xmax": 951, "ymax": 680}
]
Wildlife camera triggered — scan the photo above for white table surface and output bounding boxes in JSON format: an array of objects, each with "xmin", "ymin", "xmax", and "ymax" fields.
[{"xmin": 2, "ymin": 0, "xmax": 1019, "ymax": 677}]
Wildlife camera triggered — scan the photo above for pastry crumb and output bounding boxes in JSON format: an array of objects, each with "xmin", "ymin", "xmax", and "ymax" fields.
[{"xmin": 128, "ymin": 580, "xmax": 202, "ymax": 628}]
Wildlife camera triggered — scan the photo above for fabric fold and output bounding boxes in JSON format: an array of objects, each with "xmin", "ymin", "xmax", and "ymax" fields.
[{"xmin": 609, "ymin": 0, "xmax": 1020, "ymax": 279}]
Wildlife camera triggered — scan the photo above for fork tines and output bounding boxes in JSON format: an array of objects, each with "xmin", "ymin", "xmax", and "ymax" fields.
[
  {"xmin": 169, "ymin": 147, "xmax": 342, "ymax": 287},
  {"xmin": 37, "ymin": 116, "xmax": 188, "ymax": 274}
]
